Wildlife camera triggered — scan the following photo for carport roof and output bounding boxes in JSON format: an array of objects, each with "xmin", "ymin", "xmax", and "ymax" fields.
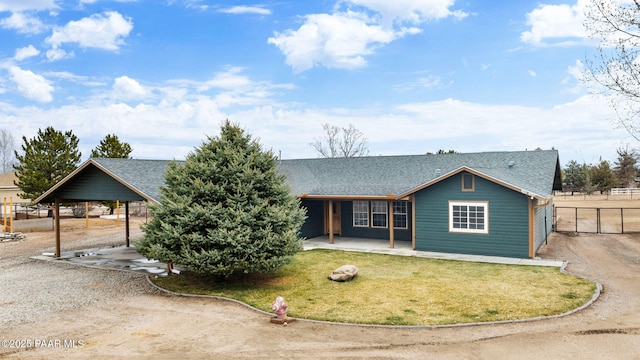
[{"xmin": 35, "ymin": 158, "xmax": 174, "ymax": 204}]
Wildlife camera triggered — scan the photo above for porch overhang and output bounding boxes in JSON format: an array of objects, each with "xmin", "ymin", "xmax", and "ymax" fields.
[
  {"xmin": 298, "ymin": 196, "xmax": 416, "ymax": 250},
  {"xmin": 298, "ymin": 194, "xmax": 397, "ymax": 200}
]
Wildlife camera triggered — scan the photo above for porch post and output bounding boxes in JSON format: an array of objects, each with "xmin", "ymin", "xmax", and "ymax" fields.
[
  {"xmin": 125, "ymin": 201, "xmax": 130, "ymax": 247},
  {"xmin": 328, "ymin": 200, "xmax": 334, "ymax": 244},
  {"xmin": 411, "ymin": 195, "xmax": 416, "ymax": 250},
  {"xmin": 55, "ymin": 199, "xmax": 61, "ymax": 258},
  {"xmin": 388, "ymin": 201, "xmax": 394, "ymax": 248}
]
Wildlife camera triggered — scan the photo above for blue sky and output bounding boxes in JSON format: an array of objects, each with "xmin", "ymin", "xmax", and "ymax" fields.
[{"xmin": 0, "ymin": 0, "xmax": 633, "ymax": 166}]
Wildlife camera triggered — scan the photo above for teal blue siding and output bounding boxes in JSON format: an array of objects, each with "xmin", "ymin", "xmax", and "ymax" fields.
[
  {"xmin": 341, "ymin": 201, "xmax": 412, "ymax": 241},
  {"xmin": 534, "ymin": 199, "xmax": 553, "ymax": 252},
  {"xmin": 414, "ymin": 172, "xmax": 530, "ymax": 258},
  {"xmin": 54, "ymin": 165, "xmax": 145, "ymax": 201},
  {"xmin": 299, "ymin": 200, "xmax": 324, "ymax": 238}
]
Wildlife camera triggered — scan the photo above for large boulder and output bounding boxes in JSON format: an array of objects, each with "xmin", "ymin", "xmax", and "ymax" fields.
[{"xmin": 328, "ymin": 265, "xmax": 359, "ymax": 282}]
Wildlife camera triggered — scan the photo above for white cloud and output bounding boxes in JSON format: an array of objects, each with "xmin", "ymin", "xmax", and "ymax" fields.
[
  {"xmin": 112, "ymin": 76, "xmax": 148, "ymax": 100},
  {"xmin": 14, "ymin": 45, "xmax": 40, "ymax": 61},
  {"xmin": 342, "ymin": 0, "xmax": 468, "ymax": 26},
  {"xmin": 269, "ymin": 12, "xmax": 417, "ymax": 73},
  {"xmin": 0, "ymin": 11, "xmax": 47, "ymax": 34},
  {"xmin": 0, "ymin": 0, "xmax": 57, "ymax": 12},
  {"xmin": 0, "ymin": 76, "xmax": 628, "ymax": 166},
  {"xmin": 270, "ymin": 0, "xmax": 465, "ymax": 72},
  {"xmin": 393, "ymin": 75, "xmax": 442, "ymax": 92},
  {"xmin": 198, "ymin": 67, "xmax": 253, "ymax": 91},
  {"xmin": 528, "ymin": 70, "xmax": 537, "ymax": 77},
  {"xmin": 521, "ymin": 0, "xmax": 588, "ymax": 46},
  {"xmin": 219, "ymin": 6, "xmax": 271, "ymax": 15},
  {"xmin": 46, "ymin": 47, "xmax": 72, "ymax": 61},
  {"xmin": 9, "ymin": 66, "xmax": 54, "ymax": 103},
  {"xmin": 46, "ymin": 11, "xmax": 133, "ymax": 53}
]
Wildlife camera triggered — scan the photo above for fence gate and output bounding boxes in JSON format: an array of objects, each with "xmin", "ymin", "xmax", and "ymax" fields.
[{"xmin": 553, "ymin": 206, "xmax": 640, "ymax": 234}]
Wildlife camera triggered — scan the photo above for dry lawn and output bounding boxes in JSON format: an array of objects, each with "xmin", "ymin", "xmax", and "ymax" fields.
[{"xmin": 154, "ymin": 249, "xmax": 595, "ymax": 326}]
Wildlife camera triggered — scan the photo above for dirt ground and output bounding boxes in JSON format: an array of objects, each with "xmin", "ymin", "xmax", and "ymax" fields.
[{"xmin": 2, "ymin": 212, "xmax": 640, "ymax": 359}]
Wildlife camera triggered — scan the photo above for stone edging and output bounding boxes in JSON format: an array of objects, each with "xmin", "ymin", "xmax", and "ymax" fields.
[{"xmin": 145, "ymin": 261, "xmax": 603, "ymax": 329}]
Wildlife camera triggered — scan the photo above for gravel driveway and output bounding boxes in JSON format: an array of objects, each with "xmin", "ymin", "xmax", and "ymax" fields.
[{"xmin": 1, "ymin": 220, "xmax": 640, "ymax": 359}]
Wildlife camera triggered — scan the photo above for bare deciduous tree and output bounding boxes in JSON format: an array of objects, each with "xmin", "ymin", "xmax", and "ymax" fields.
[
  {"xmin": 583, "ymin": 1, "xmax": 640, "ymax": 140},
  {"xmin": 0, "ymin": 129, "xmax": 16, "ymax": 173},
  {"xmin": 310, "ymin": 124, "xmax": 369, "ymax": 158}
]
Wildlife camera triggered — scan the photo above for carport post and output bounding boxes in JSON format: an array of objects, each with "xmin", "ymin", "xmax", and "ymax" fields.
[
  {"xmin": 55, "ymin": 199, "xmax": 61, "ymax": 258},
  {"xmin": 125, "ymin": 201, "xmax": 130, "ymax": 247}
]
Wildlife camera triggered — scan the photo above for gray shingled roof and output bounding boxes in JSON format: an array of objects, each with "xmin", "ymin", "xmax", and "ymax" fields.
[
  {"xmin": 36, "ymin": 150, "xmax": 561, "ymax": 204},
  {"xmin": 90, "ymin": 158, "xmax": 174, "ymax": 203},
  {"xmin": 279, "ymin": 150, "xmax": 561, "ymax": 199}
]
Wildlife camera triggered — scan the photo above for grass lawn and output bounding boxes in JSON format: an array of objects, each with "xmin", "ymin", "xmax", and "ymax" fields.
[{"xmin": 153, "ymin": 249, "xmax": 596, "ymax": 326}]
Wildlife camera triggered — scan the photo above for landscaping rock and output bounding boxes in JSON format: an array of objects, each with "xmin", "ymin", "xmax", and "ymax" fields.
[{"xmin": 328, "ymin": 264, "xmax": 358, "ymax": 282}]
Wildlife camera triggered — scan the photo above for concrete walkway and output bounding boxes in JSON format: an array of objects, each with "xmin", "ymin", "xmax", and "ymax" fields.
[
  {"xmin": 304, "ymin": 236, "xmax": 565, "ymax": 267},
  {"xmin": 31, "ymin": 236, "xmax": 565, "ymax": 275}
]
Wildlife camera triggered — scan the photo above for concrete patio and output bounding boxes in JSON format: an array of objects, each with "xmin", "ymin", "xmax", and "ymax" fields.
[
  {"xmin": 31, "ymin": 236, "xmax": 565, "ymax": 275},
  {"xmin": 304, "ymin": 236, "xmax": 565, "ymax": 267}
]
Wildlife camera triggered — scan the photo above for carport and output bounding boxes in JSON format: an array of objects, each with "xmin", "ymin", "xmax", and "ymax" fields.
[{"xmin": 34, "ymin": 158, "xmax": 172, "ymax": 257}]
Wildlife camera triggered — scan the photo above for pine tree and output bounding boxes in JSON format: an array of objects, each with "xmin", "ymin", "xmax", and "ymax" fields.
[
  {"xmin": 90, "ymin": 134, "xmax": 132, "ymax": 158},
  {"xmin": 563, "ymin": 160, "xmax": 587, "ymax": 192},
  {"xmin": 137, "ymin": 121, "xmax": 306, "ymax": 278},
  {"xmin": 14, "ymin": 127, "xmax": 81, "ymax": 201},
  {"xmin": 591, "ymin": 159, "xmax": 618, "ymax": 191},
  {"xmin": 90, "ymin": 134, "xmax": 133, "ymax": 214},
  {"xmin": 613, "ymin": 146, "xmax": 638, "ymax": 188}
]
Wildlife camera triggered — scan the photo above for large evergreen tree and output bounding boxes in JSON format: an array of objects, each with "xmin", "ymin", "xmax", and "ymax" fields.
[
  {"xmin": 90, "ymin": 134, "xmax": 132, "ymax": 158},
  {"xmin": 563, "ymin": 160, "xmax": 587, "ymax": 192},
  {"xmin": 14, "ymin": 127, "xmax": 81, "ymax": 201},
  {"xmin": 137, "ymin": 121, "xmax": 306, "ymax": 278},
  {"xmin": 613, "ymin": 146, "xmax": 638, "ymax": 188},
  {"xmin": 591, "ymin": 159, "xmax": 618, "ymax": 191}
]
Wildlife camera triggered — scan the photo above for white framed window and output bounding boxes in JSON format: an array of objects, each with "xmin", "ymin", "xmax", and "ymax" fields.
[
  {"xmin": 353, "ymin": 200, "xmax": 369, "ymax": 227},
  {"xmin": 393, "ymin": 201, "xmax": 408, "ymax": 229},
  {"xmin": 371, "ymin": 201, "xmax": 388, "ymax": 228},
  {"xmin": 449, "ymin": 201, "xmax": 488, "ymax": 234}
]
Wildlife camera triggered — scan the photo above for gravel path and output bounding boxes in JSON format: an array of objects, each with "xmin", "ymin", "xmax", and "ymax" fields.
[
  {"xmin": 0, "ymin": 220, "xmax": 156, "ymax": 328},
  {"xmin": 0, "ymin": 256, "xmax": 155, "ymax": 327}
]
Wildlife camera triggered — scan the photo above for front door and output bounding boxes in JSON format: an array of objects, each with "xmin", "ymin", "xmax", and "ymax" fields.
[
  {"xmin": 332, "ymin": 201, "xmax": 341, "ymax": 235},
  {"xmin": 325, "ymin": 200, "xmax": 342, "ymax": 235}
]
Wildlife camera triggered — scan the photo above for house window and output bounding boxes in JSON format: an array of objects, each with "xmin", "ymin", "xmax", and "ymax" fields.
[
  {"xmin": 353, "ymin": 201, "xmax": 369, "ymax": 227},
  {"xmin": 462, "ymin": 173, "xmax": 474, "ymax": 192},
  {"xmin": 449, "ymin": 201, "xmax": 488, "ymax": 234},
  {"xmin": 393, "ymin": 201, "xmax": 408, "ymax": 229},
  {"xmin": 371, "ymin": 201, "xmax": 388, "ymax": 228}
]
